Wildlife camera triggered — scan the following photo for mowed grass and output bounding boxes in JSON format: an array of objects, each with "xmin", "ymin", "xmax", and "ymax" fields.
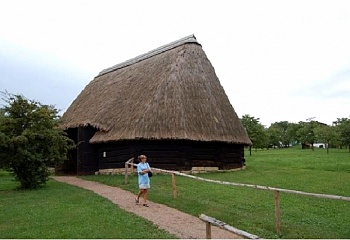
[
  {"xmin": 0, "ymin": 171, "xmax": 177, "ymax": 239},
  {"xmin": 82, "ymin": 147, "xmax": 350, "ymax": 239}
]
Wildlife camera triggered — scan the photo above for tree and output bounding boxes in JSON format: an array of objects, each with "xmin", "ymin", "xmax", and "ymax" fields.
[
  {"xmin": 266, "ymin": 126, "xmax": 281, "ymax": 148},
  {"xmin": 277, "ymin": 121, "xmax": 294, "ymax": 147},
  {"xmin": 241, "ymin": 114, "xmax": 268, "ymax": 155},
  {"xmin": 333, "ymin": 118, "xmax": 350, "ymax": 152},
  {"xmin": 314, "ymin": 124, "xmax": 338, "ymax": 154},
  {"xmin": 0, "ymin": 93, "xmax": 74, "ymax": 189},
  {"xmin": 285, "ymin": 122, "xmax": 301, "ymax": 146},
  {"xmin": 297, "ymin": 121, "xmax": 317, "ymax": 150},
  {"xmin": 267, "ymin": 121, "xmax": 296, "ymax": 148}
]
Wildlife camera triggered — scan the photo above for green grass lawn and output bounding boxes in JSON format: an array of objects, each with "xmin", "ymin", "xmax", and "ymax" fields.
[
  {"xmin": 82, "ymin": 147, "xmax": 350, "ymax": 239},
  {"xmin": 0, "ymin": 171, "xmax": 177, "ymax": 239}
]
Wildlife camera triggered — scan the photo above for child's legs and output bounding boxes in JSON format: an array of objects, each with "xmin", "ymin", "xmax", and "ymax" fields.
[
  {"xmin": 137, "ymin": 189, "xmax": 145, "ymax": 199},
  {"xmin": 143, "ymin": 189, "xmax": 148, "ymax": 203}
]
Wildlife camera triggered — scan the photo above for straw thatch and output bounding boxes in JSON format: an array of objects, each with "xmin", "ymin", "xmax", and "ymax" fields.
[{"xmin": 61, "ymin": 35, "xmax": 251, "ymax": 145}]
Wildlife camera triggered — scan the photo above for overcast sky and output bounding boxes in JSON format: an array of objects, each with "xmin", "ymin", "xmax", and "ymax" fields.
[{"xmin": 1, "ymin": 0, "xmax": 350, "ymax": 126}]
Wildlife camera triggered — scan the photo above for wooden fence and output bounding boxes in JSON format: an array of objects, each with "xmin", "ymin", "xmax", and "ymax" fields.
[
  {"xmin": 125, "ymin": 158, "xmax": 350, "ymax": 237},
  {"xmin": 199, "ymin": 214, "xmax": 260, "ymax": 239}
]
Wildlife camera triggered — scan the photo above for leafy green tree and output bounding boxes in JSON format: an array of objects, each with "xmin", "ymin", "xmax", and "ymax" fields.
[
  {"xmin": 253, "ymin": 125, "xmax": 268, "ymax": 150},
  {"xmin": 241, "ymin": 114, "xmax": 268, "ymax": 155},
  {"xmin": 297, "ymin": 121, "xmax": 317, "ymax": 149},
  {"xmin": 266, "ymin": 126, "xmax": 281, "ymax": 148},
  {"xmin": 0, "ymin": 93, "xmax": 74, "ymax": 189},
  {"xmin": 268, "ymin": 121, "xmax": 296, "ymax": 148},
  {"xmin": 285, "ymin": 122, "xmax": 302, "ymax": 146},
  {"xmin": 314, "ymin": 124, "xmax": 339, "ymax": 154},
  {"xmin": 333, "ymin": 118, "xmax": 350, "ymax": 152},
  {"xmin": 278, "ymin": 121, "xmax": 293, "ymax": 147}
]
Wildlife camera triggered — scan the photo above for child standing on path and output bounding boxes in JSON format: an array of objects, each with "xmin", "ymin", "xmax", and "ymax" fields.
[{"xmin": 135, "ymin": 155, "xmax": 151, "ymax": 207}]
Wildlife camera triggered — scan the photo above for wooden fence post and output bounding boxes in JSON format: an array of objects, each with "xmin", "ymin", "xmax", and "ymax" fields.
[
  {"xmin": 124, "ymin": 162, "xmax": 128, "ymax": 184},
  {"xmin": 131, "ymin": 159, "xmax": 134, "ymax": 174},
  {"xmin": 275, "ymin": 190, "xmax": 282, "ymax": 236},
  {"xmin": 205, "ymin": 222, "xmax": 212, "ymax": 239},
  {"xmin": 172, "ymin": 173, "xmax": 177, "ymax": 199}
]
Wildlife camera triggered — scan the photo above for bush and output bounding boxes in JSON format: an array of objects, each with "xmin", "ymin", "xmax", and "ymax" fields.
[{"xmin": 0, "ymin": 93, "xmax": 74, "ymax": 189}]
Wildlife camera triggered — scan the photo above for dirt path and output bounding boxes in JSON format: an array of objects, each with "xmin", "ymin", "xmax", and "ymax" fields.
[{"xmin": 52, "ymin": 176, "xmax": 244, "ymax": 239}]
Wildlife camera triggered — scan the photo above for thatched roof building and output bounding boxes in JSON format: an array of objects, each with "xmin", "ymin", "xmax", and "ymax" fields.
[{"xmin": 59, "ymin": 34, "xmax": 251, "ymax": 175}]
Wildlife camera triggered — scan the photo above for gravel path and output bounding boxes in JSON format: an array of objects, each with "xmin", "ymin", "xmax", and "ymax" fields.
[{"xmin": 52, "ymin": 176, "xmax": 243, "ymax": 239}]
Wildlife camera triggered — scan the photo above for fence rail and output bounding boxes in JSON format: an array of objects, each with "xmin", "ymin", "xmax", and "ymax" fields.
[{"xmin": 199, "ymin": 214, "xmax": 260, "ymax": 239}]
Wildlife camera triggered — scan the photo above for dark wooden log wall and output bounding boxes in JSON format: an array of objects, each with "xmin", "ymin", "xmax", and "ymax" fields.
[
  {"xmin": 56, "ymin": 126, "xmax": 99, "ymax": 175},
  {"xmin": 98, "ymin": 139, "xmax": 245, "ymax": 171},
  {"xmin": 58, "ymin": 127, "xmax": 246, "ymax": 174},
  {"xmin": 76, "ymin": 126, "xmax": 99, "ymax": 174}
]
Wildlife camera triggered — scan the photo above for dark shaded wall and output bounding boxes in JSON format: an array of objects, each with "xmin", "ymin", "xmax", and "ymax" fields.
[
  {"xmin": 98, "ymin": 139, "xmax": 245, "ymax": 171},
  {"xmin": 57, "ymin": 127, "xmax": 246, "ymax": 175},
  {"xmin": 56, "ymin": 126, "xmax": 98, "ymax": 175},
  {"xmin": 77, "ymin": 126, "xmax": 99, "ymax": 174}
]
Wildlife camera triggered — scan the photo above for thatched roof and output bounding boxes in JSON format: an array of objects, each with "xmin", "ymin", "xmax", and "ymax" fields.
[{"xmin": 61, "ymin": 34, "xmax": 252, "ymax": 145}]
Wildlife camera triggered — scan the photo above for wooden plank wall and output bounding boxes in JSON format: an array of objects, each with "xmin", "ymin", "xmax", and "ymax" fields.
[
  {"xmin": 58, "ymin": 126, "xmax": 246, "ymax": 174},
  {"xmin": 76, "ymin": 126, "xmax": 99, "ymax": 174},
  {"xmin": 98, "ymin": 139, "xmax": 245, "ymax": 171}
]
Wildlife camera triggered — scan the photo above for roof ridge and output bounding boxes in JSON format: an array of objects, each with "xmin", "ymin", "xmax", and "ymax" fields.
[{"xmin": 97, "ymin": 34, "xmax": 199, "ymax": 77}]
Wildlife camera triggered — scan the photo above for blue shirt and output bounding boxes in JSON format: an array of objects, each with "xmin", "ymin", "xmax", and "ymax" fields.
[{"xmin": 137, "ymin": 162, "xmax": 151, "ymax": 185}]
